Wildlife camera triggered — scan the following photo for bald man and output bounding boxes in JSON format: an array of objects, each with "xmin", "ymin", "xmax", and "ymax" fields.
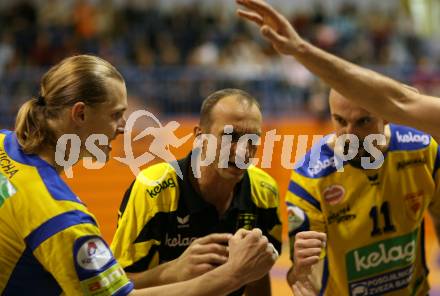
[
  {"xmin": 111, "ymin": 89, "xmax": 282, "ymax": 296},
  {"xmin": 285, "ymin": 90, "xmax": 440, "ymax": 295}
]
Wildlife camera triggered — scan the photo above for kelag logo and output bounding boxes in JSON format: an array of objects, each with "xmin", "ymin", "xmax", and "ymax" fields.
[
  {"xmin": 345, "ymin": 229, "xmax": 417, "ymax": 281},
  {"xmin": 146, "ymin": 178, "xmax": 176, "ymax": 198},
  {"xmin": 307, "ymin": 157, "xmax": 336, "ymax": 176},
  {"xmin": 395, "ymin": 131, "xmax": 430, "ymax": 145}
]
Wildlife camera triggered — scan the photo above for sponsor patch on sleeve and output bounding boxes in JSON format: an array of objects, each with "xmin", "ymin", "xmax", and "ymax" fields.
[
  {"xmin": 74, "ymin": 236, "xmax": 133, "ymax": 295},
  {"xmin": 0, "ymin": 173, "xmax": 16, "ymax": 207},
  {"xmin": 287, "ymin": 203, "xmax": 309, "ymax": 234}
]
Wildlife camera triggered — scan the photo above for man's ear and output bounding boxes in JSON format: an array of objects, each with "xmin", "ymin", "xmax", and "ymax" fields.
[{"xmin": 71, "ymin": 102, "xmax": 86, "ymax": 125}]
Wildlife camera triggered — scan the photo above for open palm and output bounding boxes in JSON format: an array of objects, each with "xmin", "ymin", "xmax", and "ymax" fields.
[{"xmin": 236, "ymin": 0, "xmax": 302, "ymax": 55}]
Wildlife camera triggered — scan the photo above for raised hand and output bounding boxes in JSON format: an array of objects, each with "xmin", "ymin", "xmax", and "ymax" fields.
[{"xmin": 236, "ymin": 0, "xmax": 303, "ymax": 55}]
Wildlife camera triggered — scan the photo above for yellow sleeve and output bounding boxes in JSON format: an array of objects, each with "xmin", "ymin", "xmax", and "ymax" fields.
[
  {"xmin": 285, "ymin": 170, "xmax": 326, "ymax": 261},
  {"xmin": 32, "ymin": 212, "xmax": 133, "ymax": 296},
  {"xmin": 248, "ymin": 166, "xmax": 283, "ymax": 253},
  {"xmin": 111, "ymin": 163, "xmax": 179, "ymax": 272}
]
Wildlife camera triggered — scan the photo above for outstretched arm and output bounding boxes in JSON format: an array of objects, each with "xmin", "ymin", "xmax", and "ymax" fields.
[{"xmin": 236, "ymin": 0, "xmax": 440, "ymax": 139}]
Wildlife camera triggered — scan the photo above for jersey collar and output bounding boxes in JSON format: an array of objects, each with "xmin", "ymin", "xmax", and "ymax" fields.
[{"xmin": 176, "ymin": 151, "xmax": 253, "ymax": 215}]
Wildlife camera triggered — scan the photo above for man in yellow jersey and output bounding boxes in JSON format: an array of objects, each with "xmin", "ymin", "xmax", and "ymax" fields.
[
  {"xmin": 0, "ymin": 55, "xmax": 278, "ymax": 296},
  {"xmin": 235, "ymin": 1, "xmax": 440, "ymax": 294},
  {"xmin": 284, "ymin": 90, "xmax": 440, "ymax": 295},
  {"xmin": 111, "ymin": 88, "xmax": 282, "ymax": 296}
]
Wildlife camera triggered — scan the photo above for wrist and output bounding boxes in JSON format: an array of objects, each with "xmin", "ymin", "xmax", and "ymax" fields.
[
  {"xmin": 290, "ymin": 38, "xmax": 309, "ymax": 56},
  {"xmin": 291, "ymin": 263, "xmax": 310, "ymax": 281},
  {"xmin": 161, "ymin": 260, "xmax": 180, "ymax": 283},
  {"xmin": 221, "ymin": 262, "xmax": 243, "ymax": 290}
]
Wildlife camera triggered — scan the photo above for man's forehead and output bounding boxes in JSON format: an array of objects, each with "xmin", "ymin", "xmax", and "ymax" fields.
[
  {"xmin": 207, "ymin": 116, "xmax": 262, "ymax": 136},
  {"xmin": 215, "ymin": 119, "xmax": 262, "ymax": 131},
  {"xmin": 213, "ymin": 110, "xmax": 262, "ymax": 122},
  {"xmin": 332, "ymin": 107, "xmax": 372, "ymax": 119},
  {"xmin": 213, "ymin": 95, "xmax": 256, "ymax": 112},
  {"xmin": 330, "ymin": 92, "xmax": 373, "ymax": 117}
]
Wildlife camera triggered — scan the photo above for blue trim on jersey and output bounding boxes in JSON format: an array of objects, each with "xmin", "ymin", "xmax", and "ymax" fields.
[
  {"xmin": 25, "ymin": 210, "xmax": 97, "ymax": 252},
  {"xmin": 295, "ymin": 136, "xmax": 347, "ymax": 179},
  {"xmin": 37, "ymin": 164, "xmax": 84, "ymax": 203},
  {"xmin": 319, "ymin": 256, "xmax": 329, "ymax": 296},
  {"xmin": 388, "ymin": 124, "xmax": 431, "ymax": 151},
  {"xmin": 288, "ymin": 181, "xmax": 321, "ymax": 211},
  {"xmin": 3, "ymin": 245, "xmax": 62, "ymax": 295},
  {"xmin": 3, "ymin": 131, "xmax": 83, "ymax": 204},
  {"xmin": 3, "ymin": 130, "xmax": 49, "ymax": 167}
]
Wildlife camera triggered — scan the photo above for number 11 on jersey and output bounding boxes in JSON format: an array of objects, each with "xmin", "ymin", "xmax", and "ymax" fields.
[{"xmin": 369, "ymin": 201, "xmax": 396, "ymax": 236}]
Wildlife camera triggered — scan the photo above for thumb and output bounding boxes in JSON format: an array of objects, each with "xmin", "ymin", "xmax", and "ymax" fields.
[{"xmin": 261, "ymin": 25, "xmax": 284, "ymax": 44}]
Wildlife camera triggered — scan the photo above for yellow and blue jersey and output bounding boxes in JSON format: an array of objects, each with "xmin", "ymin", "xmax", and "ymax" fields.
[
  {"xmin": 0, "ymin": 130, "xmax": 133, "ymax": 295},
  {"xmin": 286, "ymin": 124, "xmax": 440, "ymax": 296}
]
